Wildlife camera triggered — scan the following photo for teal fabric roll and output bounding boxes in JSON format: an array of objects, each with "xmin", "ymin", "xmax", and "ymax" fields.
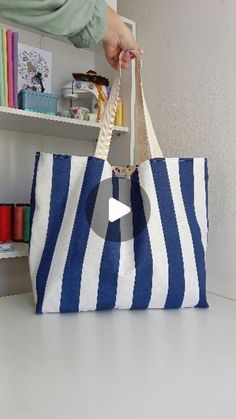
[{"xmin": 23, "ymin": 206, "xmax": 30, "ymax": 242}]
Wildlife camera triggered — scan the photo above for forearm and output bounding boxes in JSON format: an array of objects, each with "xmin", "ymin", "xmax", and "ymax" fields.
[{"xmin": 0, "ymin": 0, "xmax": 108, "ymax": 48}]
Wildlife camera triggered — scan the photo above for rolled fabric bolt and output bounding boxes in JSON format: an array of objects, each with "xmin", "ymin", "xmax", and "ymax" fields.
[
  {"xmin": 0, "ymin": 204, "xmax": 13, "ymax": 241},
  {"xmin": 23, "ymin": 205, "xmax": 30, "ymax": 242},
  {"xmin": 0, "ymin": 205, "xmax": 12, "ymax": 241},
  {"xmin": 13, "ymin": 205, "xmax": 25, "ymax": 241}
]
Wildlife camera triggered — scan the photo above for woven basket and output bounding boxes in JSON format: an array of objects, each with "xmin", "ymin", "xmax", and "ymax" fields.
[{"xmin": 18, "ymin": 89, "xmax": 57, "ymax": 115}]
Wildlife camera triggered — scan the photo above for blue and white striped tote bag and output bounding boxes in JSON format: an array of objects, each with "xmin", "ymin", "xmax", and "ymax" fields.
[{"xmin": 29, "ymin": 52, "xmax": 209, "ymax": 314}]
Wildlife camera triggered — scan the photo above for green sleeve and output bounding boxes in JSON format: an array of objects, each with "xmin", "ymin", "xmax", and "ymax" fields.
[{"xmin": 0, "ymin": 0, "xmax": 108, "ymax": 48}]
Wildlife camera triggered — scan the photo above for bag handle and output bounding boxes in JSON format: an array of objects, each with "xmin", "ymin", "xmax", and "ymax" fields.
[{"xmin": 94, "ymin": 50, "xmax": 163, "ymax": 164}]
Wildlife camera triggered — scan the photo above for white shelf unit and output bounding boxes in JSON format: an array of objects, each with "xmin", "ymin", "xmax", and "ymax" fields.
[
  {"xmin": 0, "ymin": 106, "xmax": 128, "ymax": 141},
  {"xmin": 0, "ymin": 243, "xmax": 28, "ymax": 260},
  {"xmin": 0, "ymin": 13, "xmax": 136, "ymax": 294}
]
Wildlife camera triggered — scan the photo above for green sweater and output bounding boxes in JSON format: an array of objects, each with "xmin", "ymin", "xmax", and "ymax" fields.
[{"xmin": 0, "ymin": 0, "xmax": 108, "ymax": 48}]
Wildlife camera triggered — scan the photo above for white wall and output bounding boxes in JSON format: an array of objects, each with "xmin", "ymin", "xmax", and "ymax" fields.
[{"xmin": 118, "ymin": 0, "xmax": 236, "ymax": 300}]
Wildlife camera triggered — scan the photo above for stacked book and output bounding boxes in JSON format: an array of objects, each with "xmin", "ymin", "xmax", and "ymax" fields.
[{"xmin": 0, "ymin": 27, "xmax": 18, "ymax": 108}]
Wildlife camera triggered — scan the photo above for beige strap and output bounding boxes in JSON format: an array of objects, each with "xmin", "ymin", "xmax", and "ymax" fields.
[
  {"xmin": 94, "ymin": 51, "xmax": 163, "ymax": 163},
  {"xmin": 94, "ymin": 61, "xmax": 122, "ymax": 160}
]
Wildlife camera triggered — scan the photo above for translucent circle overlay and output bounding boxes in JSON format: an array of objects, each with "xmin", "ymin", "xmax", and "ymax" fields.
[{"xmin": 85, "ymin": 177, "xmax": 151, "ymax": 242}]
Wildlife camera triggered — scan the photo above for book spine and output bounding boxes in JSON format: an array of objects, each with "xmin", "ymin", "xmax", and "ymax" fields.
[
  {"xmin": 6, "ymin": 29, "xmax": 14, "ymax": 108},
  {"xmin": 0, "ymin": 28, "xmax": 5, "ymax": 106},
  {"xmin": 2, "ymin": 29, "xmax": 8, "ymax": 106},
  {"xmin": 12, "ymin": 32, "xmax": 18, "ymax": 108}
]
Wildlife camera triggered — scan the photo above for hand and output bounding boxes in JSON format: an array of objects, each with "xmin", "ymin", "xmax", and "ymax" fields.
[{"xmin": 103, "ymin": 6, "xmax": 143, "ymax": 69}]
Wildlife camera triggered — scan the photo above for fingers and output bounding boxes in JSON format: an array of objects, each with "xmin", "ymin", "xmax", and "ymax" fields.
[
  {"xmin": 120, "ymin": 48, "xmax": 144, "ymax": 68},
  {"xmin": 121, "ymin": 62, "xmax": 130, "ymax": 69},
  {"xmin": 123, "ymin": 50, "xmax": 131, "ymax": 62},
  {"xmin": 103, "ymin": 37, "xmax": 144, "ymax": 70},
  {"xmin": 103, "ymin": 7, "xmax": 143, "ymax": 69}
]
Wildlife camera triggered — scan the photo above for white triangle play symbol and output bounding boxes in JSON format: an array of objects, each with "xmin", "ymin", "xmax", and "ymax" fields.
[{"xmin": 108, "ymin": 198, "xmax": 131, "ymax": 223}]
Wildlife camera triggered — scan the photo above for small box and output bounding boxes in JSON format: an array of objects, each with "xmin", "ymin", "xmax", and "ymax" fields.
[{"xmin": 18, "ymin": 89, "xmax": 57, "ymax": 115}]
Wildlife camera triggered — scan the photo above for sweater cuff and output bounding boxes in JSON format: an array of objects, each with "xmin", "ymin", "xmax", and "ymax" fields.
[{"xmin": 69, "ymin": 0, "xmax": 108, "ymax": 48}]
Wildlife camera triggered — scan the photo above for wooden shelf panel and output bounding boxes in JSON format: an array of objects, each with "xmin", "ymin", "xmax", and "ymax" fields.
[{"xmin": 0, "ymin": 106, "xmax": 128, "ymax": 141}]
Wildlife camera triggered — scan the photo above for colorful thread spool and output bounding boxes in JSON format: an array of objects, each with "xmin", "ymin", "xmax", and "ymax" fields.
[
  {"xmin": 13, "ymin": 204, "xmax": 25, "ymax": 241},
  {"xmin": 115, "ymin": 97, "xmax": 123, "ymax": 126},
  {"xmin": 0, "ymin": 204, "xmax": 13, "ymax": 241}
]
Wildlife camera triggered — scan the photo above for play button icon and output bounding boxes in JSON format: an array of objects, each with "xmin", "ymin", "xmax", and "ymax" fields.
[
  {"xmin": 85, "ymin": 177, "xmax": 151, "ymax": 242},
  {"xmin": 108, "ymin": 198, "xmax": 131, "ymax": 222}
]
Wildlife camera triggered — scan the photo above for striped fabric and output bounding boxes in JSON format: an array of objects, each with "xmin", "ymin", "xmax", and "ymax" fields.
[{"xmin": 29, "ymin": 151, "xmax": 209, "ymax": 314}]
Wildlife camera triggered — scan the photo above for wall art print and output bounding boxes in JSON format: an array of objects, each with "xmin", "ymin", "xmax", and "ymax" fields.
[{"xmin": 18, "ymin": 43, "xmax": 52, "ymax": 93}]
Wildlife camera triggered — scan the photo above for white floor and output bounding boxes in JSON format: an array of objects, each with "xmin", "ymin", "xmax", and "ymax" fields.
[{"xmin": 0, "ymin": 293, "xmax": 236, "ymax": 419}]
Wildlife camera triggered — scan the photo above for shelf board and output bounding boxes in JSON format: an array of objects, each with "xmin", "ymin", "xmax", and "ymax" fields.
[
  {"xmin": 0, "ymin": 243, "xmax": 29, "ymax": 260},
  {"xmin": 0, "ymin": 106, "xmax": 128, "ymax": 140}
]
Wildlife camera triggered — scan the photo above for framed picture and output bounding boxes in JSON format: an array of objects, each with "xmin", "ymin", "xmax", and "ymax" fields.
[{"xmin": 18, "ymin": 43, "xmax": 52, "ymax": 93}]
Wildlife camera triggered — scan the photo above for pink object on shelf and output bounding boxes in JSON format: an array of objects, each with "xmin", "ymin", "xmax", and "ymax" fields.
[
  {"xmin": 12, "ymin": 32, "xmax": 19, "ymax": 108},
  {"xmin": 6, "ymin": 29, "xmax": 14, "ymax": 108}
]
